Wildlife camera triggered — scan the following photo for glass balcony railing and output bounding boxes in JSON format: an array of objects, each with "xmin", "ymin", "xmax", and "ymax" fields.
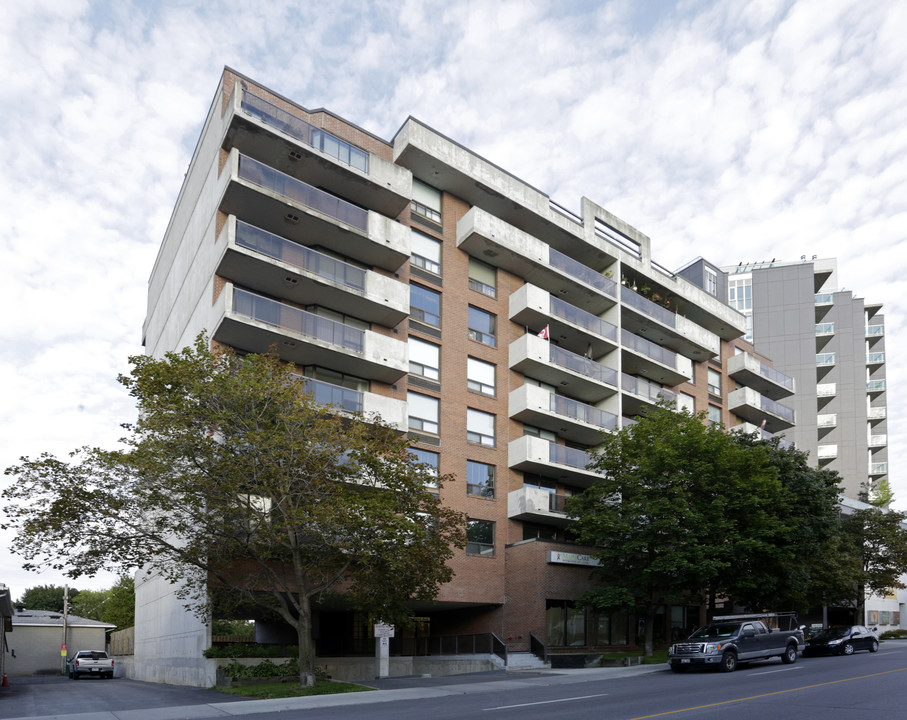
[
  {"xmin": 761, "ymin": 396, "xmax": 795, "ymax": 423},
  {"xmin": 620, "ymin": 286, "xmax": 676, "ymax": 328},
  {"xmin": 815, "ymin": 292, "xmax": 834, "ymax": 304},
  {"xmin": 549, "ymin": 345, "xmax": 618, "ymax": 387},
  {"xmin": 548, "ymin": 443, "xmax": 594, "ymax": 471},
  {"xmin": 238, "ymin": 154, "xmax": 368, "ymax": 232},
  {"xmin": 870, "ymin": 462, "xmax": 888, "ymax": 475},
  {"xmin": 233, "ymin": 287, "xmax": 365, "ymax": 353},
  {"xmin": 867, "ymin": 352, "xmax": 885, "ymax": 364},
  {"xmin": 621, "ymin": 329, "xmax": 677, "ymax": 368},
  {"xmin": 815, "ymin": 322, "xmax": 835, "ymax": 335},
  {"xmin": 757, "ymin": 361, "xmax": 795, "ymax": 391},
  {"xmin": 550, "ymin": 297, "xmax": 617, "ymax": 341},
  {"xmin": 295, "ymin": 377, "xmax": 364, "ymax": 413},
  {"xmin": 242, "ymin": 90, "xmax": 369, "ymax": 173},
  {"xmin": 550, "ymin": 395, "xmax": 618, "ymax": 431},
  {"xmin": 867, "ymin": 379, "xmax": 886, "ymax": 392},
  {"xmin": 235, "ymin": 221, "xmax": 366, "ymax": 291},
  {"xmin": 549, "ymin": 248, "xmax": 617, "ymax": 297},
  {"xmin": 816, "ymin": 353, "xmax": 836, "ymax": 366},
  {"xmin": 621, "ymin": 373, "xmax": 676, "ymax": 404},
  {"xmin": 866, "ymin": 325, "xmax": 884, "ymax": 337},
  {"xmin": 549, "ymin": 494, "xmax": 570, "ymax": 514}
]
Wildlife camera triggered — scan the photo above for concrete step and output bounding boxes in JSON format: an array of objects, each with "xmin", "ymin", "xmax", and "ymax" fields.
[{"xmin": 506, "ymin": 651, "xmax": 550, "ymax": 670}]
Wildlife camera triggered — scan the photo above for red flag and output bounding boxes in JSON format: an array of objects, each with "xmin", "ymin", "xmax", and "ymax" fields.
[{"xmin": 538, "ymin": 325, "xmax": 549, "ymax": 340}]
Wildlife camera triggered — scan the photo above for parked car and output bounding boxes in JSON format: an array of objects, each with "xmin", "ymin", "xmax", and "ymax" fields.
[
  {"xmin": 803, "ymin": 626, "xmax": 879, "ymax": 656},
  {"xmin": 66, "ymin": 650, "xmax": 115, "ymax": 679}
]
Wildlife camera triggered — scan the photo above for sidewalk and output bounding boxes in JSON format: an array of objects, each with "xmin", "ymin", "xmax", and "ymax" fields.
[{"xmin": 4, "ymin": 665, "xmax": 666, "ymax": 720}]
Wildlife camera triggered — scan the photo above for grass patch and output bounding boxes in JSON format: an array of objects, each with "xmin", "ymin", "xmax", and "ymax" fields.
[{"xmin": 219, "ymin": 679, "xmax": 373, "ymax": 700}]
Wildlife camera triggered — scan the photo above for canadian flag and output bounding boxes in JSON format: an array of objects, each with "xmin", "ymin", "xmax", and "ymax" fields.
[{"xmin": 537, "ymin": 325, "xmax": 549, "ymax": 340}]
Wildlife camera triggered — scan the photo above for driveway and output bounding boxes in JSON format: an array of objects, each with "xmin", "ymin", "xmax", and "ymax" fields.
[{"xmin": 0, "ymin": 674, "xmax": 243, "ymax": 719}]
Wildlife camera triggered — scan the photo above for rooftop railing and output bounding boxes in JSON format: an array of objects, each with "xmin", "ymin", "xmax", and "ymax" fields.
[
  {"xmin": 621, "ymin": 329, "xmax": 678, "ymax": 368},
  {"xmin": 233, "ymin": 287, "xmax": 365, "ymax": 353},
  {"xmin": 549, "ymin": 345, "xmax": 618, "ymax": 387},
  {"xmin": 549, "ymin": 248, "xmax": 617, "ymax": 297},
  {"xmin": 550, "ymin": 394, "xmax": 618, "ymax": 431},
  {"xmin": 550, "ymin": 297, "xmax": 617, "ymax": 341},
  {"xmin": 238, "ymin": 154, "xmax": 368, "ymax": 232},
  {"xmin": 235, "ymin": 220, "xmax": 366, "ymax": 291},
  {"xmin": 242, "ymin": 90, "xmax": 369, "ymax": 172},
  {"xmin": 620, "ymin": 286, "xmax": 676, "ymax": 328}
]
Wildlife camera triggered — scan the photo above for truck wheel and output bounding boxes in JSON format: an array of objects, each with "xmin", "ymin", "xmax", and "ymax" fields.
[
  {"xmin": 719, "ymin": 652, "xmax": 738, "ymax": 672},
  {"xmin": 841, "ymin": 642, "xmax": 855, "ymax": 656},
  {"xmin": 869, "ymin": 640, "xmax": 879, "ymax": 653},
  {"xmin": 782, "ymin": 644, "xmax": 798, "ymax": 664}
]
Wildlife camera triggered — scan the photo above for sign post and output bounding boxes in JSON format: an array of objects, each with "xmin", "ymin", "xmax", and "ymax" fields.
[{"xmin": 374, "ymin": 623, "xmax": 394, "ymax": 678}]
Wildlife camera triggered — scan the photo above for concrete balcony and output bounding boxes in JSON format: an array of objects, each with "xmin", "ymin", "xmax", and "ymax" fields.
[
  {"xmin": 817, "ymin": 413, "xmax": 837, "ymax": 429},
  {"xmin": 293, "ymin": 377, "xmax": 408, "ymax": 431},
  {"xmin": 508, "ymin": 435, "xmax": 603, "ymax": 489},
  {"xmin": 218, "ymin": 150, "xmax": 410, "ymax": 271},
  {"xmin": 620, "ymin": 329, "xmax": 692, "ymax": 386},
  {"xmin": 507, "ymin": 487, "xmax": 572, "ymax": 528},
  {"xmin": 213, "ymin": 283, "xmax": 408, "ymax": 384},
  {"xmin": 509, "ymin": 284, "xmax": 618, "ymax": 359},
  {"xmin": 816, "ymin": 383, "xmax": 837, "ymax": 398},
  {"xmin": 510, "ymin": 334, "xmax": 618, "ymax": 403},
  {"xmin": 869, "ymin": 434, "xmax": 887, "ymax": 448},
  {"xmin": 868, "ymin": 406, "xmax": 887, "ymax": 422},
  {"xmin": 621, "ymin": 373, "xmax": 676, "ymax": 417},
  {"xmin": 817, "ymin": 444, "xmax": 838, "ymax": 460},
  {"xmin": 727, "ymin": 352, "xmax": 795, "ymax": 400},
  {"xmin": 619, "ymin": 286, "xmax": 720, "ymax": 360},
  {"xmin": 458, "ymin": 208, "xmax": 617, "ymax": 315},
  {"xmin": 223, "ymin": 86, "xmax": 412, "ymax": 217},
  {"xmin": 216, "ymin": 218, "xmax": 409, "ymax": 327},
  {"xmin": 728, "ymin": 387, "xmax": 795, "ymax": 433},
  {"xmin": 509, "ymin": 384, "xmax": 617, "ymax": 446}
]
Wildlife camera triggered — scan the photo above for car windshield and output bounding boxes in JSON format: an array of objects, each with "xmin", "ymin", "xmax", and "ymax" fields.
[
  {"xmin": 810, "ymin": 627, "xmax": 849, "ymax": 641},
  {"xmin": 689, "ymin": 623, "xmax": 741, "ymax": 639}
]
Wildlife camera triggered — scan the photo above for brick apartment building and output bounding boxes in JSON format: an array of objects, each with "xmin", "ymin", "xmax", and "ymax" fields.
[{"xmin": 137, "ymin": 68, "xmax": 797, "ymax": 684}]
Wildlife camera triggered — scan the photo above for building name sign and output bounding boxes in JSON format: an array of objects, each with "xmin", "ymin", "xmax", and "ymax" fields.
[
  {"xmin": 547, "ymin": 550, "xmax": 601, "ymax": 567},
  {"xmin": 374, "ymin": 623, "xmax": 395, "ymax": 638}
]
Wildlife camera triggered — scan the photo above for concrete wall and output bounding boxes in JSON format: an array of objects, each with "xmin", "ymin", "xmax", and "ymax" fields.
[{"xmin": 6, "ymin": 626, "xmax": 107, "ymax": 676}]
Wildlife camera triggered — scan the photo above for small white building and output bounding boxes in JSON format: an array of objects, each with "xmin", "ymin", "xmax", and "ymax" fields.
[{"xmin": 6, "ymin": 609, "xmax": 116, "ymax": 676}]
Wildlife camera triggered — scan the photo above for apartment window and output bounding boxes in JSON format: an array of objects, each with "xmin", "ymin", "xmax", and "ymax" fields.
[
  {"xmin": 303, "ymin": 366, "xmax": 368, "ymax": 392},
  {"xmin": 468, "ymin": 257, "xmax": 497, "ymax": 298},
  {"xmin": 410, "ymin": 284, "xmax": 441, "ymax": 327},
  {"xmin": 409, "ymin": 337, "xmax": 440, "ymax": 380},
  {"xmin": 708, "ymin": 369, "xmax": 721, "ymax": 396},
  {"xmin": 705, "ymin": 267, "xmax": 718, "ymax": 296},
  {"xmin": 677, "ymin": 392, "xmax": 695, "ymax": 414},
  {"xmin": 467, "ymin": 357, "xmax": 495, "ymax": 396},
  {"xmin": 411, "ymin": 230, "xmax": 441, "ymax": 275},
  {"xmin": 523, "ymin": 474, "xmax": 557, "ymax": 492},
  {"xmin": 708, "ymin": 405, "xmax": 721, "ymax": 426},
  {"xmin": 408, "ymin": 447, "xmax": 439, "ymax": 488},
  {"xmin": 468, "ymin": 306, "xmax": 497, "ymax": 347},
  {"xmin": 467, "ymin": 408, "xmax": 495, "ymax": 446},
  {"xmin": 524, "ymin": 425, "xmax": 557, "ymax": 442},
  {"xmin": 523, "ymin": 524, "xmax": 557, "ymax": 541},
  {"xmin": 408, "ymin": 392, "xmax": 439, "ymax": 434},
  {"xmin": 466, "ymin": 460, "xmax": 495, "ymax": 498},
  {"xmin": 466, "ymin": 519, "xmax": 495, "ymax": 556},
  {"xmin": 412, "ymin": 179, "xmax": 442, "ymax": 223},
  {"xmin": 728, "ymin": 277, "xmax": 752, "ymax": 311}
]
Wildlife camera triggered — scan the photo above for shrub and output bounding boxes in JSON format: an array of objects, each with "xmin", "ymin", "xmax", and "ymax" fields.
[
  {"xmin": 204, "ymin": 643, "xmax": 298, "ymax": 658},
  {"xmin": 880, "ymin": 629, "xmax": 907, "ymax": 639},
  {"xmin": 221, "ymin": 658, "xmax": 299, "ymax": 678}
]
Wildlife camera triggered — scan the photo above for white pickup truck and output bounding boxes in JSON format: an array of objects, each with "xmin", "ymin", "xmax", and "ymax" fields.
[{"xmin": 67, "ymin": 650, "xmax": 115, "ymax": 679}]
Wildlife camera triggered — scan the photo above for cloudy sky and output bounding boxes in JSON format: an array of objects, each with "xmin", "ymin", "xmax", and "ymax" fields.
[{"xmin": 1, "ymin": 0, "xmax": 905, "ymax": 595}]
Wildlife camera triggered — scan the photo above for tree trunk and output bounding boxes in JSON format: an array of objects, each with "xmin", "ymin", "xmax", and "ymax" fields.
[
  {"xmin": 296, "ymin": 594, "xmax": 316, "ymax": 687},
  {"xmin": 644, "ymin": 605, "xmax": 657, "ymax": 657}
]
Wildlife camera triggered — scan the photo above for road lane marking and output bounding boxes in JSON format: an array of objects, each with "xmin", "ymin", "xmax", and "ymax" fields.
[
  {"xmin": 625, "ymin": 667, "xmax": 907, "ymax": 719},
  {"xmin": 484, "ymin": 693, "xmax": 609, "ymax": 711},
  {"xmin": 749, "ymin": 666, "xmax": 804, "ymax": 675}
]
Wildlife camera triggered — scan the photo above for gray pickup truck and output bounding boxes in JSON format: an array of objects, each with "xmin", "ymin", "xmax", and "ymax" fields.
[
  {"xmin": 67, "ymin": 650, "xmax": 115, "ymax": 679},
  {"xmin": 668, "ymin": 613, "xmax": 804, "ymax": 673}
]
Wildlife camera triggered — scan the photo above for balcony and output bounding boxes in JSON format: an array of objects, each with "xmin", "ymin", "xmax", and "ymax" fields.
[
  {"xmin": 213, "ymin": 284, "xmax": 408, "ymax": 384},
  {"xmin": 817, "ymin": 413, "xmax": 837, "ymax": 429},
  {"xmin": 726, "ymin": 352, "xmax": 795, "ymax": 400},
  {"xmin": 728, "ymin": 387, "xmax": 795, "ymax": 433},
  {"xmin": 509, "ymin": 284, "xmax": 618, "ymax": 359},
  {"xmin": 817, "ymin": 445, "xmax": 838, "ymax": 460},
  {"xmin": 620, "ymin": 329, "xmax": 691, "ymax": 386},
  {"xmin": 508, "ymin": 435, "xmax": 603, "ymax": 489},
  {"xmin": 868, "ymin": 406, "xmax": 887, "ymax": 421},
  {"xmin": 866, "ymin": 325, "xmax": 884, "ymax": 339},
  {"xmin": 815, "ymin": 322, "xmax": 835, "ymax": 336},
  {"xmin": 868, "ymin": 434, "xmax": 887, "ymax": 448},
  {"xmin": 869, "ymin": 462, "xmax": 888, "ymax": 476},
  {"xmin": 215, "ymin": 218, "xmax": 409, "ymax": 327},
  {"xmin": 223, "ymin": 87, "xmax": 412, "ymax": 216},
  {"xmin": 218, "ymin": 150, "xmax": 410, "ymax": 271},
  {"xmin": 507, "ymin": 487, "xmax": 572, "ymax": 527},
  {"xmin": 867, "ymin": 379, "xmax": 886, "ymax": 394},
  {"xmin": 815, "ymin": 292, "xmax": 834, "ymax": 306},
  {"xmin": 867, "ymin": 352, "xmax": 885, "ymax": 367},
  {"xmin": 509, "ymin": 384, "xmax": 617, "ymax": 446},
  {"xmin": 621, "ymin": 373, "xmax": 676, "ymax": 417},
  {"xmin": 294, "ymin": 377, "xmax": 408, "ymax": 430},
  {"xmin": 457, "ymin": 208, "xmax": 617, "ymax": 314},
  {"xmin": 510, "ymin": 334, "xmax": 618, "ymax": 403},
  {"xmin": 619, "ymin": 286, "xmax": 720, "ymax": 360},
  {"xmin": 816, "ymin": 383, "xmax": 837, "ymax": 398},
  {"xmin": 816, "ymin": 353, "xmax": 836, "ymax": 367}
]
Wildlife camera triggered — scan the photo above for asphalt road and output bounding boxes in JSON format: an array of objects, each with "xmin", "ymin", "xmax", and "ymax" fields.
[{"xmin": 3, "ymin": 641, "xmax": 907, "ymax": 720}]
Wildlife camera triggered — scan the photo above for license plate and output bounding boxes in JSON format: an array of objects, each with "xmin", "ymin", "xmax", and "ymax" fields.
[
  {"xmin": 92, "ymin": 668, "xmax": 99, "ymax": 672},
  {"xmin": 681, "ymin": 659, "xmax": 690, "ymax": 664}
]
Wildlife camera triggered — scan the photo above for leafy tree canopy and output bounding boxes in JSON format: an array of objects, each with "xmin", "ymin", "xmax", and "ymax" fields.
[
  {"xmin": 70, "ymin": 575, "xmax": 135, "ymax": 628},
  {"xmin": 16, "ymin": 584, "xmax": 79, "ymax": 612},
  {"xmin": 3, "ymin": 337, "xmax": 465, "ymax": 685}
]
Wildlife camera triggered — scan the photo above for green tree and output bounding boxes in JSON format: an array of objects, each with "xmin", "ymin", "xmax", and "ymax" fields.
[
  {"xmin": 3, "ymin": 337, "xmax": 465, "ymax": 686},
  {"xmin": 567, "ymin": 402, "xmax": 782, "ymax": 656},
  {"xmin": 70, "ymin": 576, "xmax": 135, "ymax": 628},
  {"xmin": 17, "ymin": 584, "xmax": 79, "ymax": 612}
]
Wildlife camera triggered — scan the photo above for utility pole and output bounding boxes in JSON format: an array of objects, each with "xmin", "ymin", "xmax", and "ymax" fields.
[{"xmin": 61, "ymin": 585, "xmax": 69, "ymax": 675}]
